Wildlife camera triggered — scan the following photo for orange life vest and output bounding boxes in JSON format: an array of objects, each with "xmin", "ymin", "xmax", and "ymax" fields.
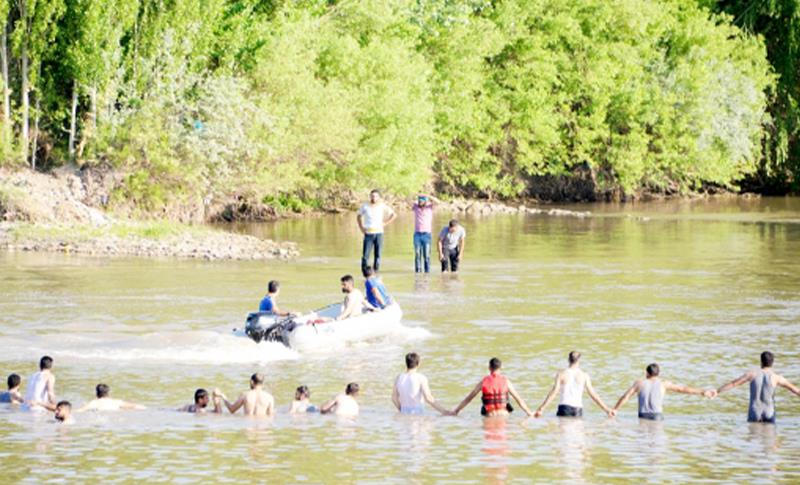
[{"xmin": 481, "ymin": 372, "xmax": 509, "ymax": 413}]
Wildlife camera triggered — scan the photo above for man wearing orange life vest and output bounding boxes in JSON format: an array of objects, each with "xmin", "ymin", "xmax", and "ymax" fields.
[{"xmin": 451, "ymin": 357, "xmax": 534, "ymax": 417}]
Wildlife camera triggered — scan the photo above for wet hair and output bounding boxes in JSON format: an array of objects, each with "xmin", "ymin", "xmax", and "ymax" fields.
[
  {"xmin": 56, "ymin": 400, "xmax": 71, "ymax": 409},
  {"xmin": 568, "ymin": 351, "xmax": 581, "ymax": 365},
  {"xmin": 250, "ymin": 373, "xmax": 264, "ymax": 386},
  {"xmin": 489, "ymin": 357, "xmax": 502, "ymax": 371},
  {"xmin": 96, "ymin": 383, "xmax": 110, "ymax": 398},
  {"xmin": 363, "ymin": 266, "xmax": 375, "ymax": 278},
  {"xmin": 296, "ymin": 385, "xmax": 310, "ymax": 398},
  {"xmin": 646, "ymin": 363, "xmax": 660, "ymax": 377},
  {"xmin": 448, "ymin": 219, "xmax": 459, "ymax": 228},
  {"xmin": 39, "ymin": 356, "xmax": 53, "ymax": 370},
  {"xmin": 346, "ymin": 382, "xmax": 359, "ymax": 395},
  {"xmin": 761, "ymin": 351, "xmax": 774, "ymax": 368},
  {"xmin": 194, "ymin": 389, "xmax": 208, "ymax": 404},
  {"xmin": 7, "ymin": 373, "xmax": 20, "ymax": 390},
  {"xmin": 405, "ymin": 352, "xmax": 420, "ymax": 369},
  {"xmin": 341, "ymin": 275, "xmax": 354, "ymax": 285},
  {"xmin": 268, "ymin": 280, "xmax": 280, "ymax": 293},
  {"xmin": 370, "ymin": 189, "xmax": 380, "ymax": 196}
]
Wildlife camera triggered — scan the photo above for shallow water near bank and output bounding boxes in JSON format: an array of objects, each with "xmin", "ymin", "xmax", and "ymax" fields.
[{"xmin": 1, "ymin": 197, "xmax": 800, "ymax": 483}]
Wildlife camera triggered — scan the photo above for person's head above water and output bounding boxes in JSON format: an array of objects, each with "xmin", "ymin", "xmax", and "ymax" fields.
[
  {"xmin": 55, "ymin": 401, "xmax": 71, "ymax": 421},
  {"xmin": 646, "ymin": 363, "xmax": 660, "ymax": 377},
  {"xmin": 250, "ymin": 373, "xmax": 265, "ymax": 389},
  {"xmin": 7, "ymin": 373, "xmax": 20, "ymax": 390},
  {"xmin": 489, "ymin": 357, "xmax": 502, "ymax": 372},
  {"xmin": 369, "ymin": 189, "xmax": 381, "ymax": 204},
  {"xmin": 405, "ymin": 352, "xmax": 420, "ymax": 370},
  {"xmin": 194, "ymin": 389, "xmax": 209, "ymax": 407},
  {"xmin": 39, "ymin": 355, "xmax": 53, "ymax": 371},
  {"xmin": 295, "ymin": 385, "xmax": 310, "ymax": 400},
  {"xmin": 340, "ymin": 275, "xmax": 355, "ymax": 293},
  {"xmin": 362, "ymin": 266, "xmax": 376, "ymax": 278},
  {"xmin": 761, "ymin": 351, "xmax": 774, "ymax": 368},
  {"xmin": 345, "ymin": 382, "xmax": 360, "ymax": 396},
  {"xmin": 267, "ymin": 280, "xmax": 280, "ymax": 295},
  {"xmin": 96, "ymin": 383, "xmax": 110, "ymax": 398},
  {"xmin": 568, "ymin": 351, "xmax": 581, "ymax": 366}
]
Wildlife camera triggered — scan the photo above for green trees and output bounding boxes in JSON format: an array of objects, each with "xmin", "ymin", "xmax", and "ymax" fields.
[{"xmin": 0, "ymin": 0, "xmax": 783, "ymax": 211}]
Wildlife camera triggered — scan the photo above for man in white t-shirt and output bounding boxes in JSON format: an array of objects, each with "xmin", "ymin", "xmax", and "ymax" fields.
[
  {"xmin": 392, "ymin": 352, "xmax": 451, "ymax": 415},
  {"xmin": 357, "ymin": 189, "xmax": 396, "ymax": 272}
]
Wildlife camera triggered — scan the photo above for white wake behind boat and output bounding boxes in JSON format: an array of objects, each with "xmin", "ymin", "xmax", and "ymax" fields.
[{"xmin": 242, "ymin": 302, "xmax": 403, "ymax": 349}]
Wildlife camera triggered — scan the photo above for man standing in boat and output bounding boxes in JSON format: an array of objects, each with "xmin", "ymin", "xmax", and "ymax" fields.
[
  {"xmin": 716, "ymin": 351, "xmax": 800, "ymax": 423},
  {"xmin": 357, "ymin": 189, "xmax": 396, "ymax": 273}
]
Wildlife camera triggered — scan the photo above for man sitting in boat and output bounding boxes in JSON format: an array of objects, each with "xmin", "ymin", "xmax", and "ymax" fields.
[
  {"xmin": 363, "ymin": 266, "xmax": 392, "ymax": 309},
  {"xmin": 259, "ymin": 280, "xmax": 296, "ymax": 317},
  {"xmin": 336, "ymin": 274, "xmax": 376, "ymax": 321}
]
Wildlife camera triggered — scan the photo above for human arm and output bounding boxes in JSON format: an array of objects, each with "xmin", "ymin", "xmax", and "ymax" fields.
[
  {"xmin": 46, "ymin": 375, "xmax": 57, "ymax": 406},
  {"xmin": 223, "ymin": 394, "xmax": 246, "ymax": 414},
  {"xmin": 534, "ymin": 373, "xmax": 562, "ymax": 417},
  {"xmin": 370, "ymin": 286, "xmax": 386, "ymax": 308},
  {"xmin": 211, "ymin": 389, "xmax": 224, "ymax": 413},
  {"xmin": 585, "ymin": 376, "xmax": 615, "ymax": 417},
  {"xmin": 337, "ymin": 296, "xmax": 356, "ymax": 321},
  {"xmin": 32, "ymin": 400, "xmax": 57, "ymax": 412},
  {"xmin": 437, "ymin": 233, "xmax": 444, "ymax": 260},
  {"xmin": 120, "ymin": 401, "xmax": 146, "ymax": 410},
  {"xmin": 664, "ymin": 380, "xmax": 712, "ymax": 397},
  {"xmin": 777, "ymin": 375, "xmax": 800, "ymax": 397},
  {"xmin": 507, "ymin": 380, "xmax": 534, "ymax": 416},
  {"xmin": 458, "ymin": 232, "xmax": 466, "ymax": 260},
  {"xmin": 383, "ymin": 205, "xmax": 397, "ymax": 227},
  {"xmin": 451, "ymin": 381, "xmax": 483, "ymax": 415},
  {"xmin": 421, "ymin": 376, "xmax": 452, "ymax": 415},
  {"xmin": 717, "ymin": 371, "xmax": 754, "ymax": 394},
  {"xmin": 391, "ymin": 377, "xmax": 401, "ymax": 411},
  {"xmin": 356, "ymin": 212, "xmax": 366, "ymax": 234},
  {"xmin": 613, "ymin": 381, "xmax": 641, "ymax": 411},
  {"xmin": 267, "ymin": 397, "xmax": 275, "ymax": 416},
  {"xmin": 320, "ymin": 395, "xmax": 339, "ymax": 414}
]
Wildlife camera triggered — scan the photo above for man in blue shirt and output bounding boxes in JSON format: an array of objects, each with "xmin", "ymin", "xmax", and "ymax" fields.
[
  {"xmin": 363, "ymin": 266, "xmax": 392, "ymax": 309},
  {"xmin": 259, "ymin": 280, "xmax": 295, "ymax": 317}
]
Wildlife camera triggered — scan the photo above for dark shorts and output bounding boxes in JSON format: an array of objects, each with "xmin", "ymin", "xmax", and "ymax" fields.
[
  {"xmin": 556, "ymin": 404, "xmax": 583, "ymax": 417},
  {"xmin": 481, "ymin": 403, "xmax": 514, "ymax": 416},
  {"xmin": 638, "ymin": 412, "xmax": 664, "ymax": 421},
  {"xmin": 748, "ymin": 414, "xmax": 776, "ymax": 424}
]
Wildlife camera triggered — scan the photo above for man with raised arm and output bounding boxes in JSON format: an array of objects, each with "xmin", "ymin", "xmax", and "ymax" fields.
[
  {"xmin": 392, "ymin": 352, "xmax": 451, "ymax": 415},
  {"xmin": 411, "ymin": 194, "xmax": 440, "ymax": 273},
  {"xmin": 534, "ymin": 351, "xmax": 615, "ymax": 418},
  {"xmin": 220, "ymin": 373, "xmax": 275, "ymax": 417},
  {"xmin": 452, "ymin": 357, "xmax": 534, "ymax": 417},
  {"xmin": 613, "ymin": 363, "xmax": 716, "ymax": 420},
  {"xmin": 178, "ymin": 388, "xmax": 222, "ymax": 414},
  {"xmin": 716, "ymin": 351, "xmax": 800, "ymax": 423}
]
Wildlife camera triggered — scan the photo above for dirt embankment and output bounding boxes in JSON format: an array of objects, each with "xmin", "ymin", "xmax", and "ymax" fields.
[{"xmin": 0, "ymin": 167, "xmax": 298, "ymax": 261}]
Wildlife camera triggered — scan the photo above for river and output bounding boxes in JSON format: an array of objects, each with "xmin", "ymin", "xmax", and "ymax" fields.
[{"xmin": 1, "ymin": 197, "xmax": 799, "ymax": 483}]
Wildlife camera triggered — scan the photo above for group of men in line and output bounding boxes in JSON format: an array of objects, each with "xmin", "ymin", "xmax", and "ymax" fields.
[
  {"xmin": 4, "ymin": 350, "xmax": 799, "ymax": 424},
  {"xmin": 357, "ymin": 190, "xmax": 466, "ymax": 274}
]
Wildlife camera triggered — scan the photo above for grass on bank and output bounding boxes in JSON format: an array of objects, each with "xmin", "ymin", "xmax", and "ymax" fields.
[{"xmin": 6, "ymin": 220, "xmax": 217, "ymax": 243}]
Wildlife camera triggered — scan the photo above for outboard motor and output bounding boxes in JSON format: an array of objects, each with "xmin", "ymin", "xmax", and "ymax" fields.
[{"xmin": 244, "ymin": 312, "xmax": 297, "ymax": 347}]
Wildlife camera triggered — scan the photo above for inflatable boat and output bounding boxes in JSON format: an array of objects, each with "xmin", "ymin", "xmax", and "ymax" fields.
[{"xmin": 243, "ymin": 302, "xmax": 403, "ymax": 349}]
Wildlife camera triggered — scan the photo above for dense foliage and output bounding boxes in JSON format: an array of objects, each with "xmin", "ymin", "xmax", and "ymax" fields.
[{"xmin": 0, "ymin": 0, "xmax": 778, "ymax": 208}]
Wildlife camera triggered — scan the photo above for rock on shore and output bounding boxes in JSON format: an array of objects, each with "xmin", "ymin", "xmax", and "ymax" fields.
[{"xmin": 433, "ymin": 199, "xmax": 591, "ymax": 218}]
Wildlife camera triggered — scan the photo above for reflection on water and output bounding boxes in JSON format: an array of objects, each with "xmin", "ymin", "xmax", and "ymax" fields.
[{"xmin": 1, "ymin": 198, "xmax": 800, "ymax": 482}]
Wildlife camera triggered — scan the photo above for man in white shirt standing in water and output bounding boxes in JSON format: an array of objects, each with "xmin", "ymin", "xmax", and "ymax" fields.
[
  {"xmin": 392, "ymin": 353, "xmax": 451, "ymax": 415},
  {"xmin": 534, "ymin": 351, "xmax": 616, "ymax": 418},
  {"xmin": 357, "ymin": 189, "xmax": 396, "ymax": 273},
  {"xmin": 24, "ymin": 355, "xmax": 56, "ymax": 412}
]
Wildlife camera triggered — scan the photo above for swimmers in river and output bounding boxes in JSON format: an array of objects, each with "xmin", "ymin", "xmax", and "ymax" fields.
[
  {"xmin": 392, "ymin": 352, "xmax": 451, "ymax": 415},
  {"xmin": 77, "ymin": 384, "xmax": 146, "ymax": 411},
  {"xmin": 716, "ymin": 351, "xmax": 800, "ymax": 424},
  {"xmin": 452, "ymin": 357, "xmax": 534, "ymax": 417},
  {"xmin": 259, "ymin": 280, "xmax": 296, "ymax": 317},
  {"xmin": 54, "ymin": 401, "xmax": 74, "ymax": 424},
  {"xmin": 219, "ymin": 373, "xmax": 275, "ymax": 416},
  {"xmin": 23, "ymin": 356, "xmax": 57, "ymax": 412},
  {"xmin": 363, "ymin": 266, "xmax": 392, "ymax": 310},
  {"xmin": 534, "ymin": 351, "xmax": 615, "ymax": 418},
  {"xmin": 0, "ymin": 373, "xmax": 23, "ymax": 405},
  {"xmin": 290, "ymin": 385, "xmax": 318, "ymax": 414},
  {"xmin": 321, "ymin": 382, "xmax": 360, "ymax": 417},
  {"xmin": 178, "ymin": 388, "xmax": 222, "ymax": 414},
  {"xmin": 612, "ymin": 363, "xmax": 716, "ymax": 420}
]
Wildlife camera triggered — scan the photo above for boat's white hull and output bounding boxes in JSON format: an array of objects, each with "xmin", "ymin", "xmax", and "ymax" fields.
[{"xmin": 287, "ymin": 302, "xmax": 403, "ymax": 349}]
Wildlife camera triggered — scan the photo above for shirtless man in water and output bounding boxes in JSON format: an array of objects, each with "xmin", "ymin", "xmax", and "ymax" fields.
[
  {"xmin": 77, "ymin": 384, "xmax": 146, "ymax": 411},
  {"xmin": 220, "ymin": 373, "xmax": 275, "ymax": 416},
  {"xmin": 178, "ymin": 388, "xmax": 222, "ymax": 414},
  {"xmin": 534, "ymin": 351, "xmax": 615, "ymax": 418},
  {"xmin": 321, "ymin": 383, "xmax": 360, "ymax": 417}
]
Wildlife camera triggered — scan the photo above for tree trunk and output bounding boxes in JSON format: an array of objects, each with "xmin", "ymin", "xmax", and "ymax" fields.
[
  {"xmin": 20, "ymin": 0, "xmax": 29, "ymax": 164},
  {"xmin": 90, "ymin": 84, "xmax": 97, "ymax": 132},
  {"xmin": 0, "ymin": 20, "xmax": 9, "ymax": 145},
  {"xmin": 31, "ymin": 93, "xmax": 40, "ymax": 170},
  {"xmin": 69, "ymin": 82, "xmax": 78, "ymax": 159}
]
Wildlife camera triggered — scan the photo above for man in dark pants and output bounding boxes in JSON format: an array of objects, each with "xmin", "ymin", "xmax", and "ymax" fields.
[
  {"xmin": 437, "ymin": 219, "xmax": 466, "ymax": 272},
  {"xmin": 357, "ymin": 189, "xmax": 396, "ymax": 272}
]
